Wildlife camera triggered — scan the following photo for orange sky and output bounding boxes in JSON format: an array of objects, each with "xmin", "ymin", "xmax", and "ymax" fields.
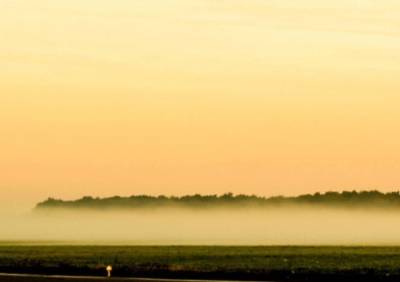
[{"xmin": 1, "ymin": 0, "xmax": 400, "ymax": 211}]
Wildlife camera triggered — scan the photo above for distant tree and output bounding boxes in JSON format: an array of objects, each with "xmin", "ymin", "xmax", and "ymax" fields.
[{"xmin": 34, "ymin": 190, "xmax": 400, "ymax": 211}]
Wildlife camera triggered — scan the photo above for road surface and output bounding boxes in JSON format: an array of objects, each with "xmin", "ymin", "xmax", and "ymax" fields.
[{"xmin": 0, "ymin": 273, "xmax": 270, "ymax": 282}]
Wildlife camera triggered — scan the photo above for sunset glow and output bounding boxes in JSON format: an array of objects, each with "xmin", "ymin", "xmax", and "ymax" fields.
[{"xmin": 1, "ymin": 0, "xmax": 400, "ymax": 211}]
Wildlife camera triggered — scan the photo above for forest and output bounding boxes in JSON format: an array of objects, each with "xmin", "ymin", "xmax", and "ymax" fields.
[{"xmin": 35, "ymin": 190, "xmax": 400, "ymax": 210}]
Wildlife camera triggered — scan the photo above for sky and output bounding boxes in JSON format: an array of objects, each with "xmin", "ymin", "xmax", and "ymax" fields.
[{"xmin": 1, "ymin": 0, "xmax": 400, "ymax": 212}]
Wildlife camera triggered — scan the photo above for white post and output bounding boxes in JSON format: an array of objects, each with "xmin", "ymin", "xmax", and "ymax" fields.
[{"xmin": 106, "ymin": 265, "xmax": 113, "ymax": 278}]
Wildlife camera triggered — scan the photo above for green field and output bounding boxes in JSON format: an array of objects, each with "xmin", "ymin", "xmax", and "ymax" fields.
[{"xmin": 1, "ymin": 245, "xmax": 400, "ymax": 281}]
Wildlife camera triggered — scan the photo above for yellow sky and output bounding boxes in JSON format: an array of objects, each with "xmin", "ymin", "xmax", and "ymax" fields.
[{"xmin": 1, "ymin": 0, "xmax": 400, "ymax": 210}]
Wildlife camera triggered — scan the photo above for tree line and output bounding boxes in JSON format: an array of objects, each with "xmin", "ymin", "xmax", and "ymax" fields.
[{"xmin": 35, "ymin": 190, "xmax": 400, "ymax": 210}]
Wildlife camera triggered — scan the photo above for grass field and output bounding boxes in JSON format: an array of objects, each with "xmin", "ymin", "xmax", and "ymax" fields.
[{"xmin": 1, "ymin": 245, "xmax": 400, "ymax": 281}]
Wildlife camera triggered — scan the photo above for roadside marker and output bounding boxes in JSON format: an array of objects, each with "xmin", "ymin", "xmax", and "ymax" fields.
[{"xmin": 106, "ymin": 265, "xmax": 113, "ymax": 278}]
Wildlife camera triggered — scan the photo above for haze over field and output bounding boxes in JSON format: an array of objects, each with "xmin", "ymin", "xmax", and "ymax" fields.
[{"xmin": 3, "ymin": 206, "xmax": 400, "ymax": 245}]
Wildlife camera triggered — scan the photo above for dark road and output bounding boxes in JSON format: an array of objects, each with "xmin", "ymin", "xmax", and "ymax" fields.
[{"xmin": 0, "ymin": 274, "xmax": 270, "ymax": 282}]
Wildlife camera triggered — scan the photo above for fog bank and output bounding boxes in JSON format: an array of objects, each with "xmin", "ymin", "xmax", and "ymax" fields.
[{"xmin": 3, "ymin": 207, "xmax": 400, "ymax": 245}]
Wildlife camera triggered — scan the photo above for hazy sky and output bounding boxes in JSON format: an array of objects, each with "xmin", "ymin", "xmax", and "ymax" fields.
[{"xmin": 1, "ymin": 0, "xmax": 400, "ymax": 211}]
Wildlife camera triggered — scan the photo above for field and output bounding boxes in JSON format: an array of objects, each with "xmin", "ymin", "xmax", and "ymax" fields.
[{"xmin": 1, "ymin": 245, "xmax": 400, "ymax": 281}]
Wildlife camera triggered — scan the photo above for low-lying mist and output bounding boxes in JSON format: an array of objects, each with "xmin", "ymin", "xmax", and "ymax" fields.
[{"xmin": 3, "ymin": 206, "xmax": 400, "ymax": 245}]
